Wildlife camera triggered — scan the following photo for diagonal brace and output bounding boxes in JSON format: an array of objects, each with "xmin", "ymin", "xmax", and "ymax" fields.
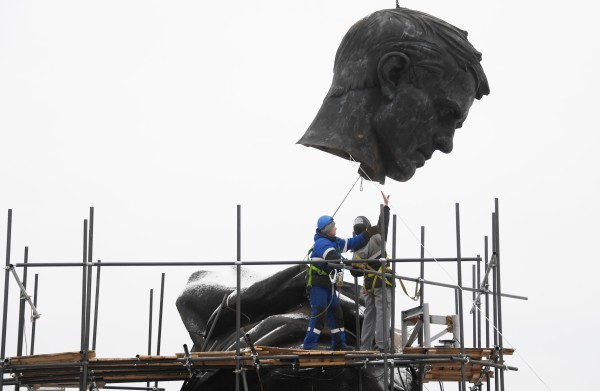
[{"xmin": 7, "ymin": 265, "xmax": 41, "ymax": 320}]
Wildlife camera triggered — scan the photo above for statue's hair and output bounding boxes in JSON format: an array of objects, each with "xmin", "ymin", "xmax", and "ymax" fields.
[{"xmin": 327, "ymin": 8, "xmax": 490, "ymax": 99}]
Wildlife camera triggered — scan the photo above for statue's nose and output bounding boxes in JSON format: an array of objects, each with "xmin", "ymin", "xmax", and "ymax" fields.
[{"xmin": 433, "ymin": 132, "xmax": 454, "ymax": 154}]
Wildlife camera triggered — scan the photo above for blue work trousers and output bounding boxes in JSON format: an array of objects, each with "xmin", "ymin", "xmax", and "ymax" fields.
[{"xmin": 303, "ymin": 285, "xmax": 347, "ymax": 350}]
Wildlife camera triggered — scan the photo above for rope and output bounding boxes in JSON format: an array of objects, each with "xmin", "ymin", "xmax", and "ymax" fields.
[
  {"xmin": 332, "ymin": 174, "xmax": 361, "ymax": 218},
  {"xmin": 308, "ymin": 283, "xmax": 337, "ymax": 320},
  {"xmin": 347, "ymin": 154, "xmax": 552, "ymax": 391}
]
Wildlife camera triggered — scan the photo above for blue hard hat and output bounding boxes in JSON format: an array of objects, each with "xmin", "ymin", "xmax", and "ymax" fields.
[{"xmin": 317, "ymin": 215, "xmax": 334, "ymax": 231}]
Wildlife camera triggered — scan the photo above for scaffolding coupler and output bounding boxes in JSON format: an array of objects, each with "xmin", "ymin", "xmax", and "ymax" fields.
[
  {"xmin": 243, "ymin": 334, "xmax": 260, "ymax": 368},
  {"xmin": 470, "ymin": 253, "xmax": 496, "ymax": 314},
  {"xmin": 182, "ymin": 344, "xmax": 193, "ymax": 377}
]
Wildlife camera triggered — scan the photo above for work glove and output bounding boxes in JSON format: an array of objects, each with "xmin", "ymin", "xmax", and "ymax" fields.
[{"xmin": 363, "ymin": 225, "xmax": 380, "ymax": 239}]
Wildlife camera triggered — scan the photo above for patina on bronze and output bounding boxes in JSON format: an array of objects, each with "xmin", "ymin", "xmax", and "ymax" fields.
[
  {"xmin": 177, "ymin": 265, "xmax": 418, "ymax": 390},
  {"xmin": 297, "ymin": 8, "xmax": 489, "ymax": 184}
]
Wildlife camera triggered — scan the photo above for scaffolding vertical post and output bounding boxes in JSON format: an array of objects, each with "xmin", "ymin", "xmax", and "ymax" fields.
[
  {"xmin": 484, "ymin": 236, "xmax": 491, "ymax": 390},
  {"xmin": 353, "ymin": 272, "xmax": 362, "ymax": 391},
  {"xmin": 157, "ymin": 273, "xmax": 165, "ymax": 355},
  {"xmin": 92, "ymin": 260, "xmax": 102, "ymax": 351},
  {"xmin": 472, "ymin": 264, "xmax": 476, "ymax": 348},
  {"xmin": 17, "ymin": 247, "xmax": 28, "ymax": 358},
  {"xmin": 379, "ymin": 204, "xmax": 389, "ymax": 391},
  {"xmin": 147, "ymin": 289, "xmax": 153, "ymax": 388},
  {"xmin": 389, "ymin": 213, "xmax": 397, "ymax": 388},
  {"xmin": 418, "ymin": 225, "xmax": 425, "ymax": 391},
  {"xmin": 79, "ymin": 219, "xmax": 88, "ymax": 391},
  {"xmin": 80, "ymin": 220, "xmax": 88, "ymax": 349},
  {"xmin": 81, "ymin": 207, "xmax": 94, "ymax": 391},
  {"xmin": 494, "ymin": 199, "xmax": 505, "ymax": 391},
  {"xmin": 477, "ymin": 256, "xmax": 482, "ymax": 349},
  {"xmin": 1, "ymin": 209, "xmax": 13, "ymax": 390},
  {"xmin": 235, "ymin": 205, "xmax": 241, "ymax": 391},
  {"xmin": 391, "ymin": 214, "xmax": 397, "ymax": 355},
  {"xmin": 418, "ymin": 226, "xmax": 425, "ymax": 345},
  {"xmin": 455, "ymin": 203, "xmax": 466, "ymax": 391},
  {"xmin": 492, "ymin": 213, "xmax": 499, "ymax": 391},
  {"xmin": 155, "ymin": 273, "xmax": 165, "ymax": 388},
  {"xmin": 30, "ymin": 274, "xmax": 39, "ymax": 355},
  {"xmin": 353, "ymin": 276, "xmax": 360, "ymax": 351},
  {"xmin": 148, "ymin": 289, "xmax": 153, "ymax": 356}
]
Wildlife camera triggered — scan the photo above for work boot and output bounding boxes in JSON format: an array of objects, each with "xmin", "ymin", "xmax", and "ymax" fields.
[{"xmin": 334, "ymin": 344, "xmax": 355, "ymax": 351}]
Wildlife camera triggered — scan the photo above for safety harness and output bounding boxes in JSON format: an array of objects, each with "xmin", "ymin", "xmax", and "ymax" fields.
[{"xmin": 354, "ymin": 255, "xmax": 420, "ymax": 301}]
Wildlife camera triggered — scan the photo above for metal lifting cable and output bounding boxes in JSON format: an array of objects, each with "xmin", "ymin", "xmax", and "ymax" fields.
[
  {"xmin": 347, "ymin": 154, "xmax": 552, "ymax": 391},
  {"xmin": 331, "ymin": 174, "xmax": 362, "ymax": 218}
]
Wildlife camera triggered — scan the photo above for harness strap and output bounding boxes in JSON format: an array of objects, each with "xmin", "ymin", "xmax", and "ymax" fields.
[
  {"xmin": 307, "ymin": 264, "xmax": 329, "ymax": 287},
  {"xmin": 310, "ymin": 265, "xmax": 329, "ymax": 276},
  {"xmin": 354, "ymin": 255, "xmax": 419, "ymax": 300},
  {"xmin": 354, "ymin": 254, "xmax": 393, "ymax": 290}
]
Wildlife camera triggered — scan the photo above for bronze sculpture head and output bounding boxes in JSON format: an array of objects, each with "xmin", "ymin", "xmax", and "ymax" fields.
[{"xmin": 297, "ymin": 8, "xmax": 489, "ymax": 183}]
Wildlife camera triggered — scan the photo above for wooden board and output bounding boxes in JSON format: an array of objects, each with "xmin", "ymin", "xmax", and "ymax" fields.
[
  {"xmin": 402, "ymin": 346, "xmax": 513, "ymax": 383},
  {"xmin": 4, "ymin": 346, "xmax": 513, "ymax": 387}
]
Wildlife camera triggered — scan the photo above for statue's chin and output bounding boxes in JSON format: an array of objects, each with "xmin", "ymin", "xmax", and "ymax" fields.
[{"xmin": 386, "ymin": 160, "xmax": 416, "ymax": 182}]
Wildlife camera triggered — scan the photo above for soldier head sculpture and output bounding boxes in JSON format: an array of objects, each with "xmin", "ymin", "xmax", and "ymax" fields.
[{"xmin": 297, "ymin": 8, "xmax": 489, "ymax": 183}]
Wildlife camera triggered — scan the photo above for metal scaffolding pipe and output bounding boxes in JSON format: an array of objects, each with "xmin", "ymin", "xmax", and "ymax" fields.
[
  {"xmin": 476, "ymin": 258, "xmax": 482, "ymax": 349},
  {"xmin": 30, "ymin": 273, "xmax": 39, "ymax": 355},
  {"xmin": 472, "ymin": 264, "xmax": 476, "ymax": 348},
  {"xmin": 147, "ymin": 289, "xmax": 153, "ymax": 388},
  {"xmin": 16, "ymin": 247, "xmax": 28, "ymax": 361},
  {"xmin": 353, "ymin": 275, "xmax": 360, "ymax": 351},
  {"xmin": 484, "ymin": 236, "xmax": 491, "ymax": 391},
  {"xmin": 92, "ymin": 260, "xmax": 102, "ymax": 350},
  {"xmin": 81, "ymin": 207, "xmax": 94, "ymax": 391},
  {"xmin": 80, "ymin": 219, "xmax": 88, "ymax": 352},
  {"xmin": 380, "ymin": 204, "xmax": 388, "ymax": 391},
  {"xmin": 390, "ymin": 214, "xmax": 397, "ymax": 389},
  {"xmin": 1, "ymin": 209, "xmax": 13, "ymax": 390},
  {"xmin": 494, "ymin": 199, "xmax": 505, "ymax": 391},
  {"xmin": 348, "ymin": 266, "xmax": 526, "ymax": 302},
  {"xmin": 148, "ymin": 289, "xmax": 153, "ymax": 355},
  {"xmin": 13, "ymin": 257, "xmax": 484, "ymax": 268},
  {"xmin": 236, "ymin": 204, "xmax": 241, "ymax": 391},
  {"xmin": 492, "ymin": 213, "xmax": 499, "ymax": 391},
  {"xmin": 157, "ymin": 273, "xmax": 165, "ymax": 356},
  {"xmin": 419, "ymin": 226, "xmax": 425, "ymax": 306},
  {"xmin": 455, "ymin": 203, "xmax": 466, "ymax": 391}
]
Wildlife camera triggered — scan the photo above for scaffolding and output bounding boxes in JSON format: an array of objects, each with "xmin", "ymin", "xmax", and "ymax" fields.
[{"xmin": 0, "ymin": 199, "xmax": 526, "ymax": 391}]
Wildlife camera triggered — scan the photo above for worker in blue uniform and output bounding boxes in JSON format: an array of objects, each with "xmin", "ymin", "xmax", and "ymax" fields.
[{"xmin": 302, "ymin": 215, "xmax": 379, "ymax": 351}]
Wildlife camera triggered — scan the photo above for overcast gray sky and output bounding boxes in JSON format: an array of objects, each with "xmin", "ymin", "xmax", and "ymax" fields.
[{"xmin": 1, "ymin": 1, "xmax": 598, "ymax": 390}]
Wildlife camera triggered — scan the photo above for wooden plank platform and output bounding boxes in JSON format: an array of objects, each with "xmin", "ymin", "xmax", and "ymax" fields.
[
  {"xmin": 2, "ymin": 347, "xmax": 514, "ymax": 388},
  {"xmin": 403, "ymin": 347, "xmax": 515, "ymax": 383}
]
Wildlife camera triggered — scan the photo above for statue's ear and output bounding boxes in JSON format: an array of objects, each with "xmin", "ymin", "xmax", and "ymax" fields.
[{"xmin": 377, "ymin": 52, "xmax": 410, "ymax": 101}]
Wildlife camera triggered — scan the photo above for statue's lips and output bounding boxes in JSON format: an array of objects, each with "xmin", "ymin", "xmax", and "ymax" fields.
[{"xmin": 412, "ymin": 147, "xmax": 433, "ymax": 168}]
